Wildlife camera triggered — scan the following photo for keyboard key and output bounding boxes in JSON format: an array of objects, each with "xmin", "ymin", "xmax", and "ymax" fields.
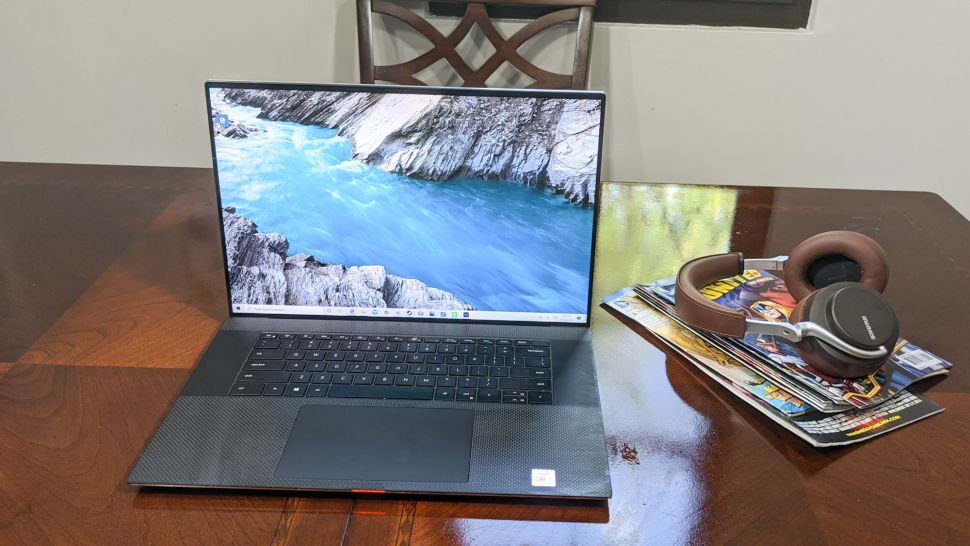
[
  {"xmin": 314, "ymin": 334, "xmax": 332, "ymax": 340},
  {"xmin": 516, "ymin": 347, "xmax": 549, "ymax": 357},
  {"xmin": 328, "ymin": 385, "xmax": 434, "ymax": 400},
  {"xmin": 526, "ymin": 357, "xmax": 550, "ymax": 368},
  {"xmin": 503, "ymin": 394, "xmax": 527, "ymax": 404},
  {"xmin": 326, "ymin": 362, "xmax": 347, "ymax": 373},
  {"xmin": 237, "ymin": 371, "xmax": 290, "ymax": 382},
  {"xmin": 333, "ymin": 374, "xmax": 353, "ymax": 385},
  {"xmin": 365, "ymin": 352, "xmax": 385, "ymax": 362},
  {"xmin": 469, "ymin": 366, "xmax": 487, "ymax": 377},
  {"xmin": 255, "ymin": 339, "xmax": 280, "ymax": 349},
  {"xmin": 306, "ymin": 362, "xmax": 327, "ymax": 372},
  {"xmin": 298, "ymin": 334, "xmax": 314, "ymax": 340},
  {"xmin": 439, "ymin": 344, "xmax": 457, "ymax": 354},
  {"xmin": 375, "ymin": 375, "xmax": 395, "ymax": 385},
  {"xmin": 514, "ymin": 340, "xmax": 530, "ymax": 346},
  {"xmin": 280, "ymin": 334, "xmax": 296, "ymax": 339},
  {"xmin": 347, "ymin": 362, "xmax": 367, "ymax": 373},
  {"xmin": 458, "ymin": 378, "xmax": 477, "ymax": 389},
  {"xmin": 300, "ymin": 340, "xmax": 319, "ymax": 350},
  {"xmin": 478, "ymin": 377, "xmax": 498, "ymax": 389},
  {"xmin": 306, "ymin": 351, "xmax": 325, "ymax": 361},
  {"xmin": 416, "ymin": 377, "xmax": 435, "ymax": 387},
  {"xmin": 528, "ymin": 391, "xmax": 553, "ymax": 404},
  {"xmin": 499, "ymin": 378, "xmax": 552, "ymax": 391},
  {"xmin": 511, "ymin": 368, "xmax": 551, "ymax": 378},
  {"xmin": 285, "ymin": 361, "xmax": 306, "ymax": 371},
  {"xmin": 307, "ymin": 385, "xmax": 328, "ymax": 397},
  {"xmin": 532, "ymin": 340, "xmax": 550, "ymax": 347},
  {"xmin": 437, "ymin": 376, "xmax": 457, "ymax": 387},
  {"xmin": 408, "ymin": 364, "xmax": 427, "ymax": 375},
  {"xmin": 389, "ymin": 363, "xmax": 408, "ymax": 374},
  {"xmin": 312, "ymin": 373, "xmax": 333, "ymax": 384},
  {"xmin": 450, "ymin": 365, "xmax": 468, "ymax": 376},
  {"xmin": 259, "ymin": 333, "xmax": 278, "ymax": 339},
  {"xmin": 467, "ymin": 355, "xmax": 484, "ymax": 366},
  {"xmin": 426, "ymin": 354, "xmax": 446, "ymax": 364},
  {"xmin": 405, "ymin": 354, "xmax": 425, "ymax": 364},
  {"xmin": 446, "ymin": 355, "xmax": 465, "ymax": 364},
  {"xmin": 434, "ymin": 388, "xmax": 456, "ymax": 401},
  {"xmin": 263, "ymin": 384, "xmax": 286, "ymax": 396},
  {"xmin": 386, "ymin": 353, "xmax": 405, "ymax": 363},
  {"xmin": 496, "ymin": 346, "xmax": 513, "ymax": 356},
  {"xmin": 367, "ymin": 363, "xmax": 387, "ymax": 374},
  {"xmin": 284, "ymin": 385, "xmax": 307, "ymax": 397},
  {"xmin": 419, "ymin": 343, "xmax": 437, "ymax": 353},
  {"xmin": 458, "ymin": 345, "xmax": 475, "ymax": 354},
  {"xmin": 395, "ymin": 375, "xmax": 416, "ymax": 386},
  {"xmin": 338, "ymin": 342, "xmax": 358, "ymax": 351},
  {"xmin": 429, "ymin": 365, "xmax": 448, "ymax": 375},
  {"xmin": 496, "ymin": 339, "xmax": 512, "ymax": 346},
  {"xmin": 249, "ymin": 349, "xmax": 284, "ymax": 360},
  {"xmin": 244, "ymin": 360, "xmax": 285, "ymax": 371},
  {"xmin": 280, "ymin": 340, "xmax": 301, "ymax": 350},
  {"xmin": 290, "ymin": 372, "xmax": 311, "ymax": 383},
  {"xmin": 230, "ymin": 383, "xmax": 263, "ymax": 395},
  {"xmin": 354, "ymin": 374, "xmax": 375, "ymax": 385},
  {"xmin": 477, "ymin": 345, "xmax": 495, "ymax": 355},
  {"xmin": 347, "ymin": 351, "xmax": 365, "ymax": 362},
  {"xmin": 478, "ymin": 389, "xmax": 501, "ymax": 402},
  {"xmin": 352, "ymin": 335, "xmax": 369, "ymax": 341},
  {"xmin": 456, "ymin": 389, "xmax": 476, "ymax": 402},
  {"xmin": 325, "ymin": 351, "xmax": 346, "ymax": 361},
  {"xmin": 488, "ymin": 367, "xmax": 510, "ymax": 377}
]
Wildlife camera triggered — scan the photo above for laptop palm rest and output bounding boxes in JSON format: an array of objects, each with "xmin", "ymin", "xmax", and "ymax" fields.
[{"xmin": 275, "ymin": 405, "xmax": 474, "ymax": 483}]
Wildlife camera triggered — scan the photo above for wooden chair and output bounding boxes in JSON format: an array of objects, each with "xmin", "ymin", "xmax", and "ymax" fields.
[{"xmin": 356, "ymin": 0, "xmax": 596, "ymax": 89}]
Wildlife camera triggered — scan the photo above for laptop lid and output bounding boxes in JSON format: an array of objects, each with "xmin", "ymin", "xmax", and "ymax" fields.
[{"xmin": 205, "ymin": 82, "xmax": 605, "ymax": 327}]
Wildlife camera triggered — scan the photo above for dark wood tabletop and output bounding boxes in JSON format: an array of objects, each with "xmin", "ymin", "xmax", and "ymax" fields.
[{"xmin": 1, "ymin": 162, "xmax": 967, "ymax": 545}]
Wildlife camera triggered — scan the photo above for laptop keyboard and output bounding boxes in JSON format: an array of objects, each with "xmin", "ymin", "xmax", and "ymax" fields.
[{"xmin": 229, "ymin": 333, "xmax": 553, "ymax": 404}]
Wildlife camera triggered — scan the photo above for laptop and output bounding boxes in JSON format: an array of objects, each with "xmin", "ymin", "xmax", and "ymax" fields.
[{"xmin": 129, "ymin": 81, "xmax": 611, "ymax": 498}]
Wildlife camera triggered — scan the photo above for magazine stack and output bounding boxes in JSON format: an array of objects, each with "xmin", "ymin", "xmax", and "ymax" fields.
[{"xmin": 604, "ymin": 269, "xmax": 951, "ymax": 447}]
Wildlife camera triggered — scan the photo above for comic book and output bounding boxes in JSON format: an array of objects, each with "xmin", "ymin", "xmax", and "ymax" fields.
[
  {"xmin": 604, "ymin": 289, "xmax": 813, "ymax": 416},
  {"xmin": 632, "ymin": 285, "xmax": 846, "ymax": 412},
  {"xmin": 640, "ymin": 271, "xmax": 952, "ymax": 410},
  {"xmin": 603, "ymin": 287, "xmax": 946, "ymax": 447}
]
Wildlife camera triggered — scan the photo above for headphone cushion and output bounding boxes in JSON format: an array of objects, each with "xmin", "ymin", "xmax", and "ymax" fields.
[{"xmin": 784, "ymin": 231, "xmax": 889, "ymax": 302}]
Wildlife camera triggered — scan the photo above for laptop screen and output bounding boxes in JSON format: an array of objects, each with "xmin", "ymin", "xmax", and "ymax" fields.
[{"xmin": 206, "ymin": 82, "xmax": 604, "ymax": 325}]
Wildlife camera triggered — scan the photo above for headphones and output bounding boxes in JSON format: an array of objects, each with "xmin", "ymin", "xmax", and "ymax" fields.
[{"xmin": 675, "ymin": 231, "xmax": 899, "ymax": 378}]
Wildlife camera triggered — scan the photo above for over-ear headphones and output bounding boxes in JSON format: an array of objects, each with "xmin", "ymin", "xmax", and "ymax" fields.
[{"xmin": 675, "ymin": 231, "xmax": 899, "ymax": 378}]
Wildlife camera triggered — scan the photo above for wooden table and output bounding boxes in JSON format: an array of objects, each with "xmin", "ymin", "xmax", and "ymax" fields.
[{"xmin": 1, "ymin": 162, "xmax": 967, "ymax": 545}]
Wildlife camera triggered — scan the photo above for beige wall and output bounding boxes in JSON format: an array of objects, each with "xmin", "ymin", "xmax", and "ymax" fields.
[{"xmin": 1, "ymin": 1, "xmax": 967, "ymax": 218}]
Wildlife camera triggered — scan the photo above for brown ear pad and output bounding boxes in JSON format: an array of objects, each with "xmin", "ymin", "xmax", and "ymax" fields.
[{"xmin": 785, "ymin": 231, "xmax": 889, "ymax": 302}]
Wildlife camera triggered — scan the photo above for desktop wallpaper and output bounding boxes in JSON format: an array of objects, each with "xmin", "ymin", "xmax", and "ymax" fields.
[{"xmin": 210, "ymin": 86, "xmax": 601, "ymax": 315}]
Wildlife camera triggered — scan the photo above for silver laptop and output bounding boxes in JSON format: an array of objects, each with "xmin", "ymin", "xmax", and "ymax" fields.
[{"xmin": 129, "ymin": 81, "xmax": 611, "ymax": 498}]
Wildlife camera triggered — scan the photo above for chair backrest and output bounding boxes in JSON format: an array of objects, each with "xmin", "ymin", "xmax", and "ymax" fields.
[{"xmin": 357, "ymin": 0, "xmax": 596, "ymax": 89}]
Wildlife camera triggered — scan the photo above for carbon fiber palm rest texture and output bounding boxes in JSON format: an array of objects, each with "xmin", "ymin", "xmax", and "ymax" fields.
[{"xmin": 129, "ymin": 396, "xmax": 611, "ymax": 498}]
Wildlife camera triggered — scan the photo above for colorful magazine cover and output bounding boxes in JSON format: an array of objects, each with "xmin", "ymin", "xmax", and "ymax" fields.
[
  {"xmin": 604, "ymin": 288, "xmax": 812, "ymax": 416},
  {"xmin": 633, "ymin": 285, "xmax": 843, "ymax": 411},
  {"xmin": 644, "ymin": 271, "xmax": 952, "ymax": 409}
]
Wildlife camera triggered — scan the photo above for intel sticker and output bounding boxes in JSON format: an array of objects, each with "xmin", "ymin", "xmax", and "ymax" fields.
[{"xmin": 531, "ymin": 469, "xmax": 556, "ymax": 487}]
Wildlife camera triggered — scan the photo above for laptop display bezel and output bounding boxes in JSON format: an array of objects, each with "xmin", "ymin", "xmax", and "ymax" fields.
[{"xmin": 205, "ymin": 80, "xmax": 605, "ymax": 328}]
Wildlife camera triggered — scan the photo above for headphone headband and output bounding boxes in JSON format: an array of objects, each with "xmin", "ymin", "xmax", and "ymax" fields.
[{"xmin": 674, "ymin": 252, "xmax": 748, "ymax": 337}]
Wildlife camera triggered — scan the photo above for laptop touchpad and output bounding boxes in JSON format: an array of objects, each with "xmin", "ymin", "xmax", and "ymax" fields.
[{"xmin": 275, "ymin": 405, "xmax": 474, "ymax": 483}]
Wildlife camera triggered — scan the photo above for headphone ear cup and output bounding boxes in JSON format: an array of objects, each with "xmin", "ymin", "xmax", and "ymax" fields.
[
  {"xmin": 790, "ymin": 284, "xmax": 894, "ymax": 378},
  {"xmin": 784, "ymin": 231, "xmax": 889, "ymax": 302}
]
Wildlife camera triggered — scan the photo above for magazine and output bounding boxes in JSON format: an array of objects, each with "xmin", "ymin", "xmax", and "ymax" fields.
[
  {"xmin": 603, "ymin": 288, "xmax": 946, "ymax": 447},
  {"xmin": 640, "ymin": 271, "xmax": 952, "ymax": 410},
  {"xmin": 604, "ymin": 289, "xmax": 812, "ymax": 416}
]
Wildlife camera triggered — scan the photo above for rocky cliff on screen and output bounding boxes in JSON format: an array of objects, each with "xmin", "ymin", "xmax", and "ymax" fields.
[
  {"xmin": 222, "ymin": 207, "xmax": 474, "ymax": 309},
  {"xmin": 220, "ymin": 88, "xmax": 600, "ymax": 204}
]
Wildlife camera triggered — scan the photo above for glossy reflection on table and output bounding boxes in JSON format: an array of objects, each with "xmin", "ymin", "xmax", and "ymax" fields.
[{"xmin": 1, "ymin": 163, "xmax": 968, "ymax": 545}]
